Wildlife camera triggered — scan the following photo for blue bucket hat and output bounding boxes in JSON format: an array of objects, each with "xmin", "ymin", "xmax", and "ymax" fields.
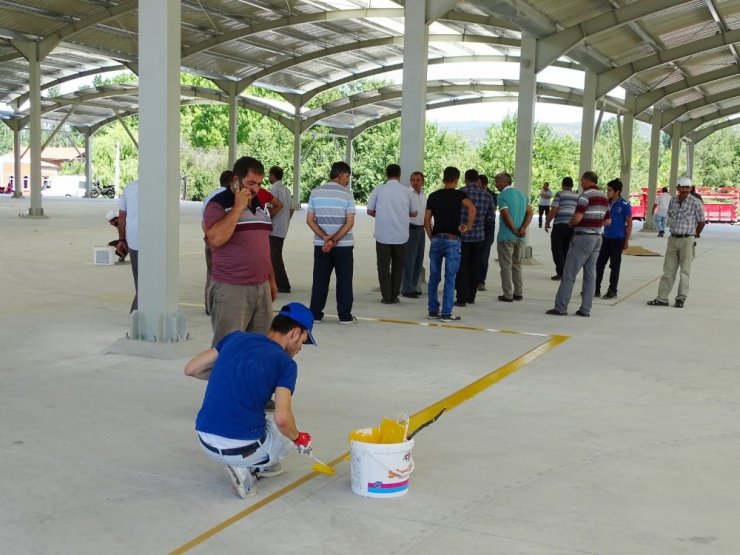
[{"xmin": 277, "ymin": 302, "xmax": 316, "ymax": 345}]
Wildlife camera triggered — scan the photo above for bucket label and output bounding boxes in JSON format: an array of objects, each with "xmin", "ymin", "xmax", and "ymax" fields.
[{"xmin": 367, "ymin": 479, "xmax": 409, "ymax": 494}]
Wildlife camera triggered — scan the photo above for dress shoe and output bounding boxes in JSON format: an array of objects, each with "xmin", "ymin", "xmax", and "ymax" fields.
[
  {"xmin": 402, "ymin": 292, "xmax": 420, "ymax": 299},
  {"xmin": 498, "ymin": 295, "xmax": 513, "ymax": 302}
]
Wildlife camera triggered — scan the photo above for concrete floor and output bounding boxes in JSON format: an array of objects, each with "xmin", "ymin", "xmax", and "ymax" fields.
[{"xmin": 1, "ymin": 194, "xmax": 738, "ymax": 555}]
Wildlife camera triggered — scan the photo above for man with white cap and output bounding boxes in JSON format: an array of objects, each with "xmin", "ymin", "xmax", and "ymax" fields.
[
  {"xmin": 184, "ymin": 302, "xmax": 317, "ymax": 498},
  {"xmin": 647, "ymin": 176, "xmax": 705, "ymax": 308}
]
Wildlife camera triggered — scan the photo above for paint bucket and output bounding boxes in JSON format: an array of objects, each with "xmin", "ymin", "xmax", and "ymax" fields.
[{"xmin": 350, "ymin": 430, "xmax": 414, "ymax": 498}]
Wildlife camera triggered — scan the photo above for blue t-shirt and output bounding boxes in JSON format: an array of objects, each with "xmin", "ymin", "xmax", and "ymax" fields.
[
  {"xmin": 603, "ymin": 196, "xmax": 632, "ymax": 239},
  {"xmin": 496, "ymin": 186, "xmax": 528, "ymax": 242},
  {"xmin": 195, "ymin": 332, "xmax": 297, "ymax": 440}
]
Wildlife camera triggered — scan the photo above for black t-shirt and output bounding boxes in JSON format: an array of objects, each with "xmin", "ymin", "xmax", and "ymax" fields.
[{"xmin": 426, "ymin": 188, "xmax": 468, "ymax": 236}]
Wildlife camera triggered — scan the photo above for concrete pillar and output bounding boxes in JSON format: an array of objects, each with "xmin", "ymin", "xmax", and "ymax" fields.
[
  {"xmin": 399, "ymin": 0, "xmax": 429, "ymax": 181},
  {"xmin": 228, "ymin": 92, "xmax": 238, "ymax": 168},
  {"xmin": 644, "ymin": 111, "xmax": 662, "ymax": 232},
  {"xmin": 620, "ymin": 96, "xmax": 635, "ymax": 197},
  {"xmin": 13, "ymin": 124, "xmax": 22, "ymax": 198},
  {"xmin": 126, "ymin": 0, "xmax": 187, "ymax": 347},
  {"xmin": 292, "ymin": 117, "xmax": 301, "ymax": 210},
  {"xmin": 686, "ymin": 141, "xmax": 694, "ymax": 178},
  {"xmin": 84, "ymin": 132, "xmax": 93, "ymax": 197},
  {"xmin": 669, "ymin": 125, "xmax": 682, "ymax": 190},
  {"xmin": 28, "ymin": 47, "xmax": 45, "ymax": 217},
  {"xmin": 579, "ymin": 71, "xmax": 598, "ymax": 178},
  {"xmin": 345, "ymin": 134, "xmax": 353, "ymax": 190},
  {"xmin": 515, "ymin": 33, "xmax": 537, "ymax": 260}
]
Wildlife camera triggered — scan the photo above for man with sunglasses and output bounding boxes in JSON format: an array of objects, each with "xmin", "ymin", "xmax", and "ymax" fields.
[{"xmin": 204, "ymin": 156, "xmax": 283, "ymax": 346}]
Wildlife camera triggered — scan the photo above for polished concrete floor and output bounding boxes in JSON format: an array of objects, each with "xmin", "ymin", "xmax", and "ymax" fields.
[{"xmin": 1, "ymin": 195, "xmax": 738, "ymax": 554}]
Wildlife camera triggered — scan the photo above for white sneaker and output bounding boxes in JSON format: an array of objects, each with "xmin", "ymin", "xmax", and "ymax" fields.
[
  {"xmin": 253, "ymin": 462, "xmax": 284, "ymax": 478},
  {"xmin": 225, "ymin": 466, "xmax": 256, "ymax": 498}
]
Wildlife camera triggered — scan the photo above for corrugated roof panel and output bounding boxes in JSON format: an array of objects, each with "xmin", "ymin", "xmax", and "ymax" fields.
[
  {"xmin": 527, "ymin": 0, "xmax": 612, "ymax": 28},
  {"xmin": 589, "ymin": 27, "xmax": 652, "ymax": 66}
]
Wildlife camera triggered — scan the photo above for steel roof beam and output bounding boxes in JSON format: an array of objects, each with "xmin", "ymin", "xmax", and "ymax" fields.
[
  {"xmin": 661, "ymin": 86, "xmax": 740, "ymax": 128},
  {"xmin": 687, "ymin": 117, "xmax": 740, "ymax": 143},
  {"xmin": 666, "ymin": 103, "xmax": 740, "ymax": 137}
]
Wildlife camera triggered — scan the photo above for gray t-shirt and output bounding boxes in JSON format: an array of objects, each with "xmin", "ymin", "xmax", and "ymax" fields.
[{"xmin": 367, "ymin": 179, "xmax": 415, "ymax": 244}]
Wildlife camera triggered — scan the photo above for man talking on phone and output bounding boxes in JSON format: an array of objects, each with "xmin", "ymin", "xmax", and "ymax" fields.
[{"xmin": 204, "ymin": 156, "xmax": 279, "ymax": 346}]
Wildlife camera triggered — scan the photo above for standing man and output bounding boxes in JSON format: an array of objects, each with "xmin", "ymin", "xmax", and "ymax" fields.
[
  {"xmin": 547, "ymin": 171, "xmax": 610, "ymax": 317},
  {"xmin": 401, "ymin": 171, "xmax": 427, "ymax": 299},
  {"xmin": 538, "ymin": 181, "xmax": 553, "ymax": 228},
  {"xmin": 204, "ymin": 156, "xmax": 278, "ymax": 346},
  {"xmin": 595, "ymin": 179, "xmax": 632, "ymax": 299},
  {"xmin": 424, "ymin": 166, "xmax": 476, "ymax": 322},
  {"xmin": 647, "ymin": 176, "xmax": 705, "ymax": 309},
  {"xmin": 456, "ymin": 169, "xmax": 495, "ymax": 306},
  {"xmin": 494, "ymin": 172, "xmax": 533, "ymax": 302},
  {"xmin": 545, "ymin": 176, "xmax": 579, "ymax": 281},
  {"xmin": 116, "ymin": 179, "xmax": 139, "ymax": 313},
  {"xmin": 652, "ymin": 187, "xmax": 671, "ymax": 237},
  {"xmin": 367, "ymin": 164, "xmax": 416, "ymax": 304},
  {"xmin": 184, "ymin": 302, "xmax": 316, "ymax": 498},
  {"xmin": 306, "ymin": 161, "xmax": 357, "ymax": 324},
  {"xmin": 477, "ymin": 174, "xmax": 497, "ymax": 292},
  {"xmin": 269, "ymin": 166, "xmax": 294, "ymax": 294}
]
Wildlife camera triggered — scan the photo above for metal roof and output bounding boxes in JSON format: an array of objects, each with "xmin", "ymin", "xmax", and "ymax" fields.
[{"xmin": 1, "ymin": 0, "xmax": 739, "ymax": 142}]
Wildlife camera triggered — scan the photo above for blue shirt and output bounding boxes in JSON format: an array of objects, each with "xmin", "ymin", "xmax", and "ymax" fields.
[
  {"xmin": 603, "ymin": 196, "xmax": 632, "ymax": 239},
  {"xmin": 195, "ymin": 332, "xmax": 297, "ymax": 441},
  {"xmin": 496, "ymin": 185, "xmax": 528, "ymax": 242}
]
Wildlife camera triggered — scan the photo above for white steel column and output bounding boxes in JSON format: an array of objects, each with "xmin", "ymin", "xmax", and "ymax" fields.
[
  {"xmin": 12, "ymin": 123, "xmax": 22, "ymax": 198},
  {"xmin": 669, "ymin": 125, "xmax": 682, "ymax": 190},
  {"xmin": 228, "ymin": 91, "xmax": 238, "ymax": 168},
  {"xmin": 28, "ymin": 47, "xmax": 44, "ymax": 217},
  {"xmin": 399, "ymin": 1, "xmax": 429, "ymax": 180},
  {"xmin": 132, "ymin": 0, "xmax": 186, "ymax": 345},
  {"xmin": 644, "ymin": 111, "xmax": 662, "ymax": 232},
  {"xmin": 84, "ymin": 132, "xmax": 93, "ymax": 197},
  {"xmin": 292, "ymin": 116, "xmax": 301, "ymax": 210},
  {"xmin": 620, "ymin": 96, "xmax": 635, "ymax": 196},
  {"xmin": 515, "ymin": 33, "xmax": 537, "ymax": 198},
  {"xmin": 579, "ymin": 71, "xmax": 598, "ymax": 178},
  {"xmin": 686, "ymin": 141, "xmax": 694, "ymax": 178}
]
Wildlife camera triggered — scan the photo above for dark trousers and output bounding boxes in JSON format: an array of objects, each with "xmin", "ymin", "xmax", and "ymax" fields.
[
  {"xmin": 310, "ymin": 246, "xmax": 354, "ymax": 321},
  {"xmin": 595, "ymin": 237, "xmax": 625, "ymax": 293},
  {"xmin": 479, "ymin": 229, "xmax": 495, "ymax": 284},
  {"xmin": 456, "ymin": 240, "xmax": 484, "ymax": 303},
  {"xmin": 376, "ymin": 242, "xmax": 406, "ymax": 302},
  {"xmin": 129, "ymin": 249, "xmax": 138, "ymax": 313},
  {"xmin": 402, "ymin": 226, "xmax": 425, "ymax": 295},
  {"xmin": 538, "ymin": 205, "xmax": 550, "ymax": 227},
  {"xmin": 269, "ymin": 235, "xmax": 291, "ymax": 291},
  {"xmin": 550, "ymin": 223, "xmax": 573, "ymax": 277}
]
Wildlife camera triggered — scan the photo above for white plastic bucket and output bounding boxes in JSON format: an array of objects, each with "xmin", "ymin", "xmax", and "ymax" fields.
[{"xmin": 350, "ymin": 437, "xmax": 414, "ymax": 498}]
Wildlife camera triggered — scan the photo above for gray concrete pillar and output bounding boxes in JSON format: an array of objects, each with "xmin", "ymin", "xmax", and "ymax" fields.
[
  {"xmin": 84, "ymin": 132, "xmax": 93, "ymax": 197},
  {"xmin": 292, "ymin": 117, "xmax": 301, "ymax": 210},
  {"xmin": 686, "ymin": 141, "xmax": 694, "ymax": 178},
  {"xmin": 579, "ymin": 71, "xmax": 597, "ymax": 178},
  {"xmin": 28, "ymin": 47, "xmax": 44, "ymax": 217},
  {"xmin": 399, "ymin": 0, "xmax": 429, "ymax": 180},
  {"xmin": 620, "ymin": 96, "xmax": 635, "ymax": 197},
  {"xmin": 13, "ymin": 124, "xmax": 22, "ymax": 198},
  {"xmin": 228, "ymin": 92, "xmax": 238, "ymax": 168},
  {"xmin": 127, "ymin": 0, "xmax": 187, "ymax": 347},
  {"xmin": 644, "ymin": 111, "xmax": 662, "ymax": 232},
  {"xmin": 515, "ymin": 33, "xmax": 537, "ymax": 261},
  {"xmin": 669, "ymin": 125, "xmax": 682, "ymax": 191}
]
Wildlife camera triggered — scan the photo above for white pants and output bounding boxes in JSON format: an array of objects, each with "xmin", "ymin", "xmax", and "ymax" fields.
[{"xmin": 197, "ymin": 418, "xmax": 293, "ymax": 470}]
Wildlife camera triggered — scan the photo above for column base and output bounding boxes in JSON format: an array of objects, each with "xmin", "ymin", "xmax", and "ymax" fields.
[{"xmin": 107, "ymin": 336, "xmax": 200, "ymax": 360}]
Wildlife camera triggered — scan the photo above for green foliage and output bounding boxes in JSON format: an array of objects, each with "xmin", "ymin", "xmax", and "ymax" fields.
[
  {"xmin": 0, "ymin": 124, "xmax": 12, "ymax": 155},
  {"xmin": 693, "ymin": 128, "xmax": 740, "ymax": 187}
]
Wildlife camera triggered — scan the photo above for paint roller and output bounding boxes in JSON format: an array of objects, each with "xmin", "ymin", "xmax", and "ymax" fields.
[{"xmin": 309, "ymin": 453, "xmax": 335, "ymax": 475}]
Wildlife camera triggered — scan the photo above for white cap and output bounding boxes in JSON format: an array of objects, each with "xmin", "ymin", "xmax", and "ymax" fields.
[
  {"xmin": 677, "ymin": 176, "xmax": 693, "ymax": 187},
  {"xmin": 105, "ymin": 210, "xmax": 117, "ymax": 221}
]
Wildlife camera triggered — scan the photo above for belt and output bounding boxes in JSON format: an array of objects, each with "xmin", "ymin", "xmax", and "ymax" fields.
[
  {"xmin": 671, "ymin": 233, "xmax": 693, "ymax": 238},
  {"xmin": 573, "ymin": 231, "xmax": 601, "ymax": 236},
  {"xmin": 409, "ymin": 224, "xmax": 423, "ymax": 229},
  {"xmin": 199, "ymin": 433, "xmax": 266, "ymax": 458},
  {"xmin": 433, "ymin": 233, "xmax": 460, "ymax": 240}
]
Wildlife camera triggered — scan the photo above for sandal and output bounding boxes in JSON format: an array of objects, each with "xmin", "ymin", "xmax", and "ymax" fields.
[{"xmin": 646, "ymin": 299, "xmax": 669, "ymax": 306}]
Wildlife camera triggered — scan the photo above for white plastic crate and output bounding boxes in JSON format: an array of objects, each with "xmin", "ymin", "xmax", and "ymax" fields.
[{"xmin": 93, "ymin": 246, "xmax": 116, "ymax": 266}]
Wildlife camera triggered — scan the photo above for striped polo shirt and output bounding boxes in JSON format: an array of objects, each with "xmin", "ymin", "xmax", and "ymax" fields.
[
  {"xmin": 574, "ymin": 187, "xmax": 610, "ymax": 233},
  {"xmin": 551, "ymin": 189, "xmax": 580, "ymax": 225},
  {"xmin": 307, "ymin": 182, "xmax": 356, "ymax": 247}
]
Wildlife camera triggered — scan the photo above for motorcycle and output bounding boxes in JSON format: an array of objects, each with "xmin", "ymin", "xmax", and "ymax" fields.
[{"xmin": 90, "ymin": 182, "xmax": 116, "ymax": 198}]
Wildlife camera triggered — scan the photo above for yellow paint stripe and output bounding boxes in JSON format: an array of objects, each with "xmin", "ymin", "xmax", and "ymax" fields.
[{"xmin": 169, "ymin": 330, "xmax": 568, "ymax": 554}]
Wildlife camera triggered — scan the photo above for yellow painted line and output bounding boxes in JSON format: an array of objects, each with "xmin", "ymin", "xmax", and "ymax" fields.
[{"xmin": 169, "ymin": 327, "xmax": 569, "ymax": 554}]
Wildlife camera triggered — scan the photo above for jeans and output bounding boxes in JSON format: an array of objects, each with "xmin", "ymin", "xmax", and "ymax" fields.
[
  {"xmin": 656, "ymin": 236, "xmax": 695, "ymax": 302},
  {"xmin": 550, "ymin": 223, "xmax": 573, "ymax": 277},
  {"xmin": 427, "ymin": 237, "xmax": 461, "ymax": 316},
  {"xmin": 456, "ymin": 240, "xmax": 484, "ymax": 303},
  {"xmin": 497, "ymin": 240, "xmax": 524, "ymax": 298},
  {"xmin": 310, "ymin": 246, "xmax": 354, "ymax": 321},
  {"xmin": 554, "ymin": 234, "xmax": 602, "ymax": 314},
  {"xmin": 479, "ymin": 229, "xmax": 495, "ymax": 284},
  {"xmin": 376, "ymin": 242, "xmax": 407, "ymax": 301},
  {"xmin": 402, "ymin": 226, "xmax": 425, "ymax": 295},
  {"xmin": 595, "ymin": 237, "xmax": 625, "ymax": 294},
  {"xmin": 655, "ymin": 215, "xmax": 667, "ymax": 233}
]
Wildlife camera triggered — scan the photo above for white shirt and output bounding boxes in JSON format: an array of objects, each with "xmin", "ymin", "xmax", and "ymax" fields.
[
  {"xmin": 656, "ymin": 192, "xmax": 672, "ymax": 217},
  {"xmin": 118, "ymin": 180, "xmax": 139, "ymax": 250},
  {"xmin": 366, "ymin": 179, "xmax": 415, "ymax": 244},
  {"xmin": 410, "ymin": 187, "xmax": 427, "ymax": 226}
]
